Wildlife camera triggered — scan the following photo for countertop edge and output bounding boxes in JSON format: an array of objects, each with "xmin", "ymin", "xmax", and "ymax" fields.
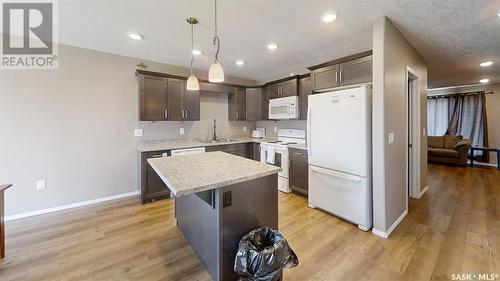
[
  {"xmin": 147, "ymin": 158, "xmax": 281, "ymax": 197},
  {"xmin": 137, "ymin": 138, "xmax": 274, "ymax": 153}
]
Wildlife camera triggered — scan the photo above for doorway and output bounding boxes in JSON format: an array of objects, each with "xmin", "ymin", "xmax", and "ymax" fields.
[{"xmin": 406, "ymin": 66, "xmax": 421, "ymax": 206}]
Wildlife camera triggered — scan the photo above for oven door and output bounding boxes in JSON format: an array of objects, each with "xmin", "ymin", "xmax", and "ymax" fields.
[{"xmin": 260, "ymin": 146, "xmax": 287, "ymax": 178}]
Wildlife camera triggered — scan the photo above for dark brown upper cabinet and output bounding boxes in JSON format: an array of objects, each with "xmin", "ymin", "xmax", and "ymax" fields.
[
  {"xmin": 228, "ymin": 88, "xmax": 246, "ymax": 121},
  {"xmin": 309, "ymin": 51, "xmax": 372, "ymax": 92},
  {"xmin": 311, "ymin": 64, "xmax": 339, "ymax": 91},
  {"xmin": 299, "ymin": 75, "xmax": 311, "ymax": 120},
  {"xmin": 137, "ymin": 71, "xmax": 200, "ymax": 121},
  {"xmin": 139, "ymin": 74, "xmax": 168, "ymax": 121},
  {"xmin": 339, "ymin": 55, "xmax": 372, "ymax": 87},
  {"xmin": 267, "ymin": 77, "xmax": 298, "ymax": 100},
  {"xmin": 245, "ymin": 87, "xmax": 263, "ymax": 121},
  {"xmin": 183, "ymin": 89, "xmax": 200, "ymax": 121}
]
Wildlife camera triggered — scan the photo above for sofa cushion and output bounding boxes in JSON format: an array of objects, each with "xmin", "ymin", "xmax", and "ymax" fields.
[
  {"xmin": 444, "ymin": 135, "xmax": 464, "ymax": 149},
  {"xmin": 428, "ymin": 148, "xmax": 459, "ymax": 158},
  {"xmin": 428, "ymin": 136, "xmax": 444, "ymax": 148}
]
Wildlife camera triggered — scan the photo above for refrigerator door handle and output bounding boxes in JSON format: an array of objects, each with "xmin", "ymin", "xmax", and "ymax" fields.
[
  {"xmin": 307, "ymin": 107, "xmax": 311, "ymax": 157},
  {"xmin": 310, "ymin": 166, "xmax": 363, "ymax": 183}
]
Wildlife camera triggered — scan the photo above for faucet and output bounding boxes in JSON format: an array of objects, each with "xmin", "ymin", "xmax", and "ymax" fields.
[{"xmin": 212, "ymin": 119, "xmax": 218, "ymax": 142}]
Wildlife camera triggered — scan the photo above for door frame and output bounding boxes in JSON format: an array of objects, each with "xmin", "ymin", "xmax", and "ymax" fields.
[{"xmin": 405, "ymin": 66, "xmax": 421, "ymax": 202}]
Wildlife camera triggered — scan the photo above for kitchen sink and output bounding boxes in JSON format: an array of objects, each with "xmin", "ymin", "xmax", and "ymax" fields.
[{"xmin": 200, "ymin": 138, "xmax": 236, "ymax": 144}]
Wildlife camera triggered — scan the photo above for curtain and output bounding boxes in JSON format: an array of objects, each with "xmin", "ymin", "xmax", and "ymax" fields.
[
  {"xmin": 427, "ymin": 97, "xmax": 453, "ymax": 136},
  {"xmin": 427, "ymin": 91, "xmax": 489, "ymax": 162},
  {"xmin": 446, "ymin": 92, "xmax": 489, "ymax": 161}
]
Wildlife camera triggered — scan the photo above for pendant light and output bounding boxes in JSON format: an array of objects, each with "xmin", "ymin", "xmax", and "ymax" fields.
[
  {"xmin": 208, "ymin": 0, "xmax": 224, "ymax": 83},
  {"xmin": 186, "ymin": 17, "xmax": 200, "ymax": 91}
]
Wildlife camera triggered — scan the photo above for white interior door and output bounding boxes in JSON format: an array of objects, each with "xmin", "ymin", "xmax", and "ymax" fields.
[{"xmin": 308, "ymin": 87, "xmax": 370, "ymax": 177}]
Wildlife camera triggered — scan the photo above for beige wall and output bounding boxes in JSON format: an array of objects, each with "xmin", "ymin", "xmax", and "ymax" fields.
[
  {"xmin": 0, "ymin": 43, "xmax": 256, "ymax": 217},
  {"xmin": 372, "ymin": 17, "xmax": 428, "ymax": 234},
  {"xmin": 428, "ymin": 82, "xmax": 500, "ymax": 164}
]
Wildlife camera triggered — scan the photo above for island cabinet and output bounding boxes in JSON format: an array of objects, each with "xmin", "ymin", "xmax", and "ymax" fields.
[
  {"xmin": 245, "ymin": 87, "xmax": 263, "ymax": 121},
  {"xmin": 252, "ymin": 142, "xmax": 261, "ymax": 161},
  {"xmin": 309, "ymin": 51, "xmax": 372, "ymax": 92},
  {"xmin": 228, "ymin": 88, "xmax": 246, "ymax": 121},
  {"xmin": 137, "ymin": 71, "xmax": 200, "ymax": 121},
  {"xmin": 267, "ymin": 77, "xmax": 298, "ymax": 99},
  {"xmin": 140, "ymin": 151, "xmax": 171, "ymax": 203},
  {"xmin": 299, "ymin": 75, "xmax": 311, "ymax": 120},
  {"xmin": 289, "ymin": 148, "xmax": 308, "ymax": 196},
  {"xmin": 205, "ymin": 143, "xmax": 251, "ymax": 159}
]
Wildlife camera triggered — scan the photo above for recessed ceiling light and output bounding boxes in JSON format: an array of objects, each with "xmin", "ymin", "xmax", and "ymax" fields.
[
  {"xmin": 479, "ymin": 78, "xmax": 490, "ymax": 84},
  {"xmin": 192, "ymin": 49, "xmax": 202, "ymax": 56},
  {"xmin": 480, "ymin": 61, "xmax": 493, "ymax": 67},
  {"xmin": 236, "ymin": 60, "xmax": 244, "ymax": 66},
  {"xmin": 128, "ymin": 33, "xmax": 143, "ymax": 40},
  {"xmin": 267, "ymin": 43, "xmax": 278, "ymax": 50},
  {"xmin": 322, "ymin": 14, "xmax": 337, "ymax": 23}
]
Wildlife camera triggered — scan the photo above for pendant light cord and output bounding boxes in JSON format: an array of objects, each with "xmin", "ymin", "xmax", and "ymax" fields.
[
  {"xmin": 190, "ymin": 22, "xmax": 194, "ymax": 74},
  {"xmin": 213, "ymin": 0, "xmax": 220, "ymax": 63}
]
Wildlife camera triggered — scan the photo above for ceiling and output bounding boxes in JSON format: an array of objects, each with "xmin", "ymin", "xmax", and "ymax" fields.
[{"xmin": 57, "ymin": 0, "xmax": 500, "ymax": 87}]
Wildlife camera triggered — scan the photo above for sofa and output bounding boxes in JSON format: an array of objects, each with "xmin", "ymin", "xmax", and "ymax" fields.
[{"xmin": 428, "ymin": 135, "xmax": 472, "ymax": 167}]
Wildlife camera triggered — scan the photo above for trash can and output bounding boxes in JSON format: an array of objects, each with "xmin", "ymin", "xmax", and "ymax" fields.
[{"xmin": 234, "ymin": 227, "xmax": 299, "ymax": 281}]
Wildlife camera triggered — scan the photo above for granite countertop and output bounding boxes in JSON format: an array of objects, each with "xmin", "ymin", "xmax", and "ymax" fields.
[
  {"xmin": 147, "ymin": 151, "xmax": 281, "ymax": 196},
  {"xmin": 137, "ymin": 137, "xmax": 278, "ymax": 152}
]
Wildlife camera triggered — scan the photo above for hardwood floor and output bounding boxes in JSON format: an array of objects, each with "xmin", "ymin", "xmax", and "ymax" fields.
[{"xmin": 0, "ymin": 164, "xmax": 499, "ymax": 281}]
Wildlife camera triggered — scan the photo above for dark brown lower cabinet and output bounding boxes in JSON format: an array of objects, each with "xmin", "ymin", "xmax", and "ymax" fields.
[
  {"xmin": 205, "ymin": 143, "xmax": 251, "ymax": 159},
  {"xmin": 140, "ymin": 151, "xmax": 171, "ymax": 203},
  {"xmin": 252, "ymin": 142, "xmax": 261, "ymax": 161},
  {"xmin": 289, "ymin": 148, "xmax": 308, "ymax": 197}
]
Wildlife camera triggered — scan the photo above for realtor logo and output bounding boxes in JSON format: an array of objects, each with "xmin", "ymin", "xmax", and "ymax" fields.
[{"xmin": 1, "ymin": 1, "xmax": 58, "ymax": 69}]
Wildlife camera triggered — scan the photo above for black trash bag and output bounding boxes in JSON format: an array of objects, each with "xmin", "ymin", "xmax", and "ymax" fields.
[{"xmin": 234, "ymin": 227, "xmax": 299, "ymax": 281}]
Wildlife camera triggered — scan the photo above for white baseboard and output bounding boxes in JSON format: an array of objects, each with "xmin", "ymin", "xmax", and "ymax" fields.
[
  {"xmin": 5, "ymin": 191, "xmax": 140, "ymax": 222},
  {"xmin": 419, "ymin": 185, "xmax": 429, "ymax": 198},
  {"xmin": 372, "ymin": 209, "xmax": 408, "ymax": 239}
]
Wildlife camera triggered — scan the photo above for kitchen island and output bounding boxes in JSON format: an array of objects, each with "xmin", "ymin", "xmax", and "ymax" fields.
[{"xmin": 148, "ymin": 151, "xmax": 281, "ymax": 281}]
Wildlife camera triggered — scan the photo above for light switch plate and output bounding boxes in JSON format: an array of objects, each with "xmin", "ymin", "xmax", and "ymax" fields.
[
  {"xmin": 423, "ymin": 128, "xmax": 427, "ymax": 136},
  {"xmin": 36, "ymin": 180, "xmax": 46, "ymax": 190},
  {"xmin": 134, "ymin": 129, "xmax": 143, "ymax": 137},
  {"xmin": 180, "ymin": 128, "xmax": 185, "ymax": 135},
  {"xmin": 243, "ymin": 126, "xmax": 247, "ymax": 132},
  {"xmin": 388, "ymin": 133, "xmax": 395, "ymax": 144}
]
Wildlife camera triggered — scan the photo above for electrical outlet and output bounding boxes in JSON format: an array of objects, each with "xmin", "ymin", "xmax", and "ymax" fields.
[
  {"xmin": 134, "ymin": 129, "xmax": 143, "ymax": 137},
  {"xmin": 388, "ymin": 133, "xmax": 395, "ymax": 144},
  {"xmin": 274, "ymin": 127, "xmax": 278, "ymax": 133},
  {"xmin": 36, "ymin": 180, "xmax": 46, "ymax": 190},
  {"xmin": 243, "ymin": 126, "xmax": 247, "ymax": 132},
  {"xmin": 180, "ymin": 128, "xmax": 185, "ymax": 135},
  {"xmin": 423, "ymin": 128, "xmax": 427, "ymax": 136}
]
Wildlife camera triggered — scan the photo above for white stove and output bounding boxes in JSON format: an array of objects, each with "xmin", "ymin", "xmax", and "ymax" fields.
[{"xmin": 260, "ymin": 129, "xmax": 306, "ymax": 193}]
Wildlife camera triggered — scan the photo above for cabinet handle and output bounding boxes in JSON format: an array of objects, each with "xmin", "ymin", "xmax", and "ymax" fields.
[
  {"xmin": 164, "ymin": 110, "xmax": 168, "ymax": 119},
  {"xmin": 335, "ymin": 71, "xmax": 338, "ymax": 83},
  {"xmin": 185, "ymin": 110, "xmax": 188, "ymax": 119},
  {"xmin": 339, "ymin": 71, "xmax": 342, "ymax": 83},
  {"xmin": 151, "ymin": 154, "xmax": 162, "ymax": 158},
  {"xmin": 236, "ymin": 112, "xmax": 239, "ymax": 119},
  {"xmin": 245, "ymin": 112, "xmax": 248, "ymax": 119}
]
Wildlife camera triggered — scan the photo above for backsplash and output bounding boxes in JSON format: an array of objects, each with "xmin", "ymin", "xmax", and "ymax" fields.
[
  {"xmin": 255, "ymin": 120, "xmax": 307, "ymax": 138},
  {"xmin": 137, "ymin": 92, "xmax": 255, "ymax": 142}
]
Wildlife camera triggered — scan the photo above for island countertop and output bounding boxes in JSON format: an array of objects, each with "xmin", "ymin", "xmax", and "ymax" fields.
[{"xmin": 147, "ymin": 151, "xmax": 281, "ymax": 196}]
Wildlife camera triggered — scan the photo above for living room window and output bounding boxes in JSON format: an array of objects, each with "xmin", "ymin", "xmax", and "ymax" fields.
[{"xmin": 427, "ymin": 91, "xmax": 489, "ymax": 160}]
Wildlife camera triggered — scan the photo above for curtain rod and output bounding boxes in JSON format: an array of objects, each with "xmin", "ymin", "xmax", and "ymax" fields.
[{"xmin": 427, "ymin": 91, "xmax": 493, "ymax": 99}]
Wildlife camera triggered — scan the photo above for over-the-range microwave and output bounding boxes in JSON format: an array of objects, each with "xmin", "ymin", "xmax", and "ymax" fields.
[{"xmin": 268, "ymin": 96, "xmax": 299, "ymax": 120}]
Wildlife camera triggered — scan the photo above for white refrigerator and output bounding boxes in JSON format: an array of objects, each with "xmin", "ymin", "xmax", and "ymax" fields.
[{"xmin": 307, "ymin": 86, "xmax": 372, "ymax": 231}]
